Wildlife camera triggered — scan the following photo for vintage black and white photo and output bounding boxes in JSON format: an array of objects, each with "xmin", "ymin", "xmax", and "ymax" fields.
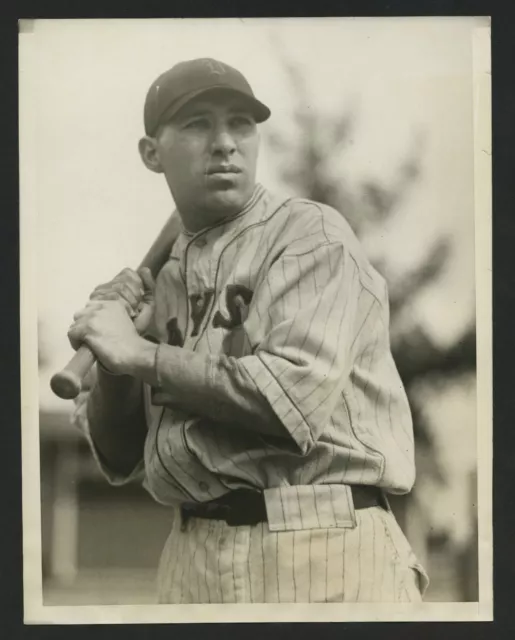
[{"xmin": 19, "ymin": 17, "xmax": 491, "ymax": 622}]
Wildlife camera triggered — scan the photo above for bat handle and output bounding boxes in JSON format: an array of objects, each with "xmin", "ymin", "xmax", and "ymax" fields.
[{"xmin": 50, "ymin": 345, "xmax": 97, "ymax": 400}]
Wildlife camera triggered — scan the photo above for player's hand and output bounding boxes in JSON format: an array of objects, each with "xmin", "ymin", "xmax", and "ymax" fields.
[
  {"xmin": 67, "ymin": 299, "xmax": 149, "ymax": 375},
  {"xmin": 89, "ymin": 267, "xmax": 156, "ymax": 334}
]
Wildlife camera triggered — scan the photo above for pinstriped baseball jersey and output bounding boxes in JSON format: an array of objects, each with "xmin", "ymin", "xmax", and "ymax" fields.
[{"xmin": 111, "ymin": 182, "xmax": 416, "ymax": 528}]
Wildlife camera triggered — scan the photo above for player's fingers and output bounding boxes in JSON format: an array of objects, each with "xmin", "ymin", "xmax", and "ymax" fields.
[
  {"xmin": 133, "ymin": 301, "xmax": 154, "ymax": 333},
  {"xmin": 90, "ymin": 289, "xmax": 134, "ymax": 310},
  {"xmin": 138, "ymin": 267, "xmax": 156, "ymax": 292},
  {"xmin": 108, "ymin": 296, "xmax": 137, "ymax": 319},
  {"xmin": 96, "ymin": 297, "xmax": 136, "ymax": 318},
  {"xmin": 91, "ymin": 270, "xmax": 144, "ymax": 303},
  {"xmin": 90, "ymin": 282, "xmax": 122, "ymax": 300},
  {"xmin": 138, "ymin": 267, "xmax": 156, "ymax": 303},
  {"xmin": 81, "ymin": 300, "xmax": 105, "ymax": 314},
  {"xmin": 73, "ymin": 299, "xmax": 127, "ymax": 322},
  {"xmin": 116, "ymin": 274, "xmax": 145, "ymax": 299},
  {"xmin": 115, "ymin": 268, "xmax": 145, "ymax": 295},
  {"xmin": 72, "ymin": 304, "xmax": 97, "ymax": 322},
  {"xmin": 101, "ymin": 282, "xmax": 140, "ymax": 306},
  {"xmin": 91, "ymin": 285, "xmax": 139, "ymax": 311},
  {"xmin": 67, "ymin": 320, "xmax": 87, "ymax": 351},
  {"xmin": 116, "ymin": 267, "xmax": 142, "ymax": 283},
  {"xmin": 114, "ymin": 283, "xmax": 141, "ymax": 309},
  {"xmin": 90, "ymin": 290, "xmax": 120, "ymax": 302},
  {"xmin": 89, "ymin": 284, "xmax": 121, "ymax": 300}
]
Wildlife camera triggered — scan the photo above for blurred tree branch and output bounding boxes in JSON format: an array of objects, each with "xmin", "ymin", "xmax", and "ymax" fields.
[
  {"xmin": 384, "ymin": 238, "xmax": 451, "ymax": 317},
  {"xmin": 394, "ymin": 323, "xmax": 476, "ymax": 388}
]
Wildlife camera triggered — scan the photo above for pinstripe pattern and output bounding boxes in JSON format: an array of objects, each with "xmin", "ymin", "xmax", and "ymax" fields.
[
  {"xmin": 133, "ymin": 185, "xmax": 416, "ymax": 517},
  {"xmin": 75, "ymin": 184, "xmax": 427, "ymax": 602},
  {"xmin": 156, "ymin": 506, "xmax": 427, "ymax": 603}
]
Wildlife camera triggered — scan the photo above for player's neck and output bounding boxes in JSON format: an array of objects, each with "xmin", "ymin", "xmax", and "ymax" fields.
[{"xmin": 176, "ymin": 190, "xmax": 257, "ymax": 233}]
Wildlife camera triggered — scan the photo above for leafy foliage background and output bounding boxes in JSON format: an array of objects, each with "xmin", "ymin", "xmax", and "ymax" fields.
[{"xmin": 264, "ymin": 49, "xmax": 478, "ymax": 601}]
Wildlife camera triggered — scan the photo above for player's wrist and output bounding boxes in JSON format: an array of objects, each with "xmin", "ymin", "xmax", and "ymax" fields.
[{"xmin": 124, "ymin": 337, "xmax": 160, "ymax": 385}]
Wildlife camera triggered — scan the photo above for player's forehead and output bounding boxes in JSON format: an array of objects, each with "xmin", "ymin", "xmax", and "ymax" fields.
[{"xmin": 172, "ymin": 90, "xmax": 256, "ymax": 121}]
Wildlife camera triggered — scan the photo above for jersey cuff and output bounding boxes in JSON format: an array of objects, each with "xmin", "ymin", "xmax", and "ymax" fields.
[{"xmin": 241, "ymin": 352, "xmax": 315, "ymax": 454}]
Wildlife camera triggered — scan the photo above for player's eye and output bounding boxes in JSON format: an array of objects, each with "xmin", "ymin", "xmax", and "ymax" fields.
[
  {"xmin": 183, "ymin": 117, "xmax": 210, "ymax": 130},
  {"xmin": 230, "ymin": 115, "xmax": 254, "ymax": 129}
]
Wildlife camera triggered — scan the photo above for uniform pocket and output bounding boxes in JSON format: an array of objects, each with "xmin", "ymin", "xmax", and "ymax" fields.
[
  {"xmin": 378, "ymin": 508, "xmax": 429, "ymax": 599},
  {"xmin": 409, "ymin": 559, "xmax": 430, "ymax": 598}
]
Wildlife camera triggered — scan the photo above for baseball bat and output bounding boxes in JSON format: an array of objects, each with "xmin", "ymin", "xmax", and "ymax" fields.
[{"xmin": 50, "ymin": 213, "xmax": 182, "ymax": 400}]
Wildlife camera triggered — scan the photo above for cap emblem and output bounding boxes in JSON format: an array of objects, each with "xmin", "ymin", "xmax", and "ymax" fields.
[{"xmin": 201, "ymin": 58, "xmax": 227, "ymax": 76}]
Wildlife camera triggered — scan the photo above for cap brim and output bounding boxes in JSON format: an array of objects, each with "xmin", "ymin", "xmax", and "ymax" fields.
[{"xmin": 158, "ymin": 85, "xmax": 271, "ymax": 129}]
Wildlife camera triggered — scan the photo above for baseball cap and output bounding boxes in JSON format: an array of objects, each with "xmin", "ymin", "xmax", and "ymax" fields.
[{"xmin": 144, "ymin": 58, "xmax": 271, "ymax": 136}]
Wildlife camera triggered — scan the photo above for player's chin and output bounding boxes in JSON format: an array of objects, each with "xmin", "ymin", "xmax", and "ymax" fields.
[{"xmin": 204, "ymin": 182, "xmax": 251, "ymax": 214}]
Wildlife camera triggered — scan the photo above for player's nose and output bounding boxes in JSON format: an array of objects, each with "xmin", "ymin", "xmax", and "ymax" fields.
[{"xmin": 211, "ymin": 125, "xmax": 236, "ymax": 155}]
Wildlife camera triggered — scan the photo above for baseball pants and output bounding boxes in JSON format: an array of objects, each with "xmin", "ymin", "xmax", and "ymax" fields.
[{"xmin": 156, "ymin": 505, "xmax": 429, "ymax": 603}]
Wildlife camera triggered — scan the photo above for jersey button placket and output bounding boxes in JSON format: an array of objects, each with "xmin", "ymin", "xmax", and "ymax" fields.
[
  {"xmin": 208, "ymin": 229, "xmax": 223, "ymax": 285},
  {"xmin": 184, "ymin": 245, "xmax": 196, "ymax": 346}
]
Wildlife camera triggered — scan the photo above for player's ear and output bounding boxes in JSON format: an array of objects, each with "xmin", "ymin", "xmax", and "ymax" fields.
[{"xmin": 138, "ymin": 136, "xmax": 163, "ymax": 174}]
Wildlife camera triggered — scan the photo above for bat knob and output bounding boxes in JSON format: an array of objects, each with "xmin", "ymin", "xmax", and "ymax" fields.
[
  {"xmin": 50, "ymin": 370, "xmax": 82, "ymax": 400},
  {"xmin": 50, "ymin": 344, "xmax": 97, "ymax": 399}
]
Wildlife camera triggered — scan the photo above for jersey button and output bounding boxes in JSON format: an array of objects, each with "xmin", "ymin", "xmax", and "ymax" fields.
[
  {"xmin": 199, "ymin": 481, "xmax": 209, "ymax": 492},
  {"xmin": 195, "ymin": 237, "xmax": 207, "ymax": 248}
]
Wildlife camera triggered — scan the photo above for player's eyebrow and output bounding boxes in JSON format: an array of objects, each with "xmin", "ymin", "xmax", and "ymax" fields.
[
  {"xmin": 176, "ymin": 102, "xmax": 254, "ymax": 120},
  {"xmin": 179, "ymin": 106, "xmax": 211, "ymax": 118}
]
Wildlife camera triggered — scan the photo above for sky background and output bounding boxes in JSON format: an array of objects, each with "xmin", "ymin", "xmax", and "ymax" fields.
[{"xmin": 22, "ymin": 17, "xmax": 481, "ymax": 473}]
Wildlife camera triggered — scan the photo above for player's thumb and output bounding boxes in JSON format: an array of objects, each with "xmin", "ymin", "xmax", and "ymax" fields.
[
  {"xmin": 134, "ymin": 267, "xmax": 156, "ymax": 333},
  {"xmin": 138, "ymin": 267, "xmax": 156, "ymax": 302}
]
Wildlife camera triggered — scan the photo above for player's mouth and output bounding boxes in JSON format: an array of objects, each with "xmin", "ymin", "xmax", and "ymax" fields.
[{"xmin": 206, "ymin": 164, "xmax": 242, "ymax": 176}]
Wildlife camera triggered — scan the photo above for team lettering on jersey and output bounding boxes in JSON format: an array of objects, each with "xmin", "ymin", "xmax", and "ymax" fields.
[
  {"xmin": 151, "ymin": 285, "xmax": 253, "ymax": 405},
  {"xmin": 213, "ymin": 284, "xmax": 253, "ymax": 329},
  {"xmin": 164, "ymin": 284, "xmax": 254, "ymax": 348}
]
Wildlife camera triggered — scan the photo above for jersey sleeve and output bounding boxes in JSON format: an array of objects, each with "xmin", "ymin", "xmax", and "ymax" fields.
[
  {"xmin": 153, "ymin": 241, "xmax": 369, "ymax": 454},
  {"xmin": 72, "ymin": 365, "xmax": 146, "ymax": 485}
]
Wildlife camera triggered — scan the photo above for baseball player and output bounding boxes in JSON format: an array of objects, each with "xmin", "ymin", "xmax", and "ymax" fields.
[{"xmin": 69, "ymin": 58, "xmax": 429, "ymax": 603}]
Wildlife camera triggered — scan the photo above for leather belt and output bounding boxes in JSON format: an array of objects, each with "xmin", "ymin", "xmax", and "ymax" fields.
[{"xmin": 180, "ymin": 486, "xmax": 385, "ymax": 528}]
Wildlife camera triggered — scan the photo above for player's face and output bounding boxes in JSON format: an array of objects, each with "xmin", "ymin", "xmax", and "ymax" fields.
[{"xmin": 154, "ymin": 91, "xmax": 260, "ymax": 231}]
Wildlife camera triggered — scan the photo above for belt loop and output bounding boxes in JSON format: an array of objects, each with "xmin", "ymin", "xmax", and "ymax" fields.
[{"xmin": 180, "ymin": 507, "xmax": 190, "ymax": 532}]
